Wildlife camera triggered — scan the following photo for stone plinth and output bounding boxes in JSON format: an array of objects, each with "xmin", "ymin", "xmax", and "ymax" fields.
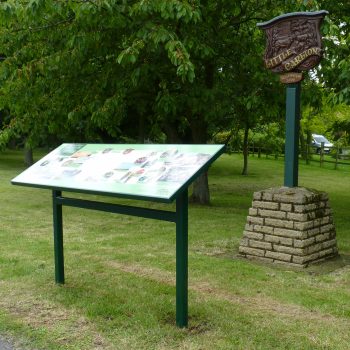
[{"xmin": 239, "ymin": 187, "xmax": 338, "ymax": 267}]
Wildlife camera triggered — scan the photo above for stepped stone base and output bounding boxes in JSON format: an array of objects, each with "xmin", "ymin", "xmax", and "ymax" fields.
[{"xmin": 239, "ymin": 187, "xmax": 338, "ymax": 267}]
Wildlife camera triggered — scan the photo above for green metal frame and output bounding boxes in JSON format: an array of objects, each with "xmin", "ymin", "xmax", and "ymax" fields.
[
  {"xmin": 11, "ymin": 143, "xmax": 227, "ymax": 329},
  {"xmin": 284, "ymin": 82, "xmax": 301, "ymax": 187},
  {"xmin": 53, "ymin": 190, "xmax": 64, "ymax": 284},
  {"xmin": 52, "ymin": 189, "xmax": 189, "ymax": 328},
  {"xmin": 176, "ymin": 189, "xmax": 188, "ymax": 327},
  {"xmin": 12, "ymin": 143, "xmax": 226, "ymax": 328}
]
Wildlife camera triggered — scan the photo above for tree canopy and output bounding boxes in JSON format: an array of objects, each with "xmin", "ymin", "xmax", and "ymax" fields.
[{"xmin": 0, "ymin": 0, "xmax": 350, "ymax": 203}]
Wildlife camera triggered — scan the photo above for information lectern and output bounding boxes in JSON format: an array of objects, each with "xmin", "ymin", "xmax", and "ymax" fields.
[{"xmin": 12, "ymin": 143, "xmax": 225, "ymax": 327}]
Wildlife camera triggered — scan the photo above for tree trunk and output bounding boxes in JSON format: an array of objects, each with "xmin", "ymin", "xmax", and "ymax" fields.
[
  {"xmin": 138, "ymin": 114, "xmax": 145, "ymax": 143},
  {"xmin": 185, "ymin": 62, "xmax": 214, "ymax": 205},
  {"xmin": 190, "ymin": 171, "xmax": 210, "ymax": 205},
  {"xmin": 242, "ymin": 123, "xmax": 249, "ymax": 175},
  {"xmin": 162, "ymin": 121, "xmax": 184, "ymax": 144},
  {"xmin": 189, "ymin": 113, "xmax": 210, "ymax": 205},
  {"xmin": 24, "ymin": 147, "xmax": 34, "ymax": 167}
]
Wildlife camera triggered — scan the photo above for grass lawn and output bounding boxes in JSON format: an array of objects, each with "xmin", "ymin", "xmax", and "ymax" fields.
[{"xmin": 1, "ymin": 149, "xmax": 350, "ymax": 350}]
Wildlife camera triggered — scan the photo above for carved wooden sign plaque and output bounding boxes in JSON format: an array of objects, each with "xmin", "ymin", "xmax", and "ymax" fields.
[{"xmin": 257, "ymin": 11, "xmax": 328, "ymax": 83}]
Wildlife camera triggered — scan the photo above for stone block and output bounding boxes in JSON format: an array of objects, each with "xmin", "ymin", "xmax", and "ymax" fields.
[
  {"xmin": 307, "ymin": 227, "xmax": 321, "ymax": 237},
  {"xmin": 253, "ymin": 201, "xmax": 280, "ymax": 210},
  {"xmin": 253, "ymin": 191, "xmax": 262, "ymax": 200},
  {"xmin": 306, "ymin": 243, "xmax": 323, "ymax": 254},
  {"xmin": 319, "ymin": 248, "xmax": 334, "ymax": 258},
  {"xmin": 239, "ymin": 186, "xmax": 338, "ymax": 268},
  {"xmin": 245, "ymin": 223, "xmax": 255, "ymax": 231},
  {"xmin": 273, "ymin": 191, "xmax": 312, "ymax": 204},
  {"xmin": 293, "ymin": 237, "xmax": 315, "ymax": 248},
  {"xmin": 239, "ymin": 246, "xmax": 265, "ymax": 257},
  {"xmin": 308, "ymin": 212, "xmax": 316, "ymax": 220},
  {"xmin": 292, "ymin": 252, "xmax": 320, "ymax": 265},
  {"xmin": 247, "ymin": 216, "xmax": 264, "ymax": 225},
  {"xmin": 262, "ymin": 192, "xmax": 273, "ymax": 201},
  {"xmin": 320, "ymin": 224, "xmax": 334, "ymax": 234},
  {"xmin": 324, "ymin": 208, "xmax": 332, "ymax": 215},
  {"xmin": 315, "ymin": 232, "xmax": 331, "ymax": 242},
  {"xmin": 265, "ymin": 250, "xmax": 292, "ymax": 262},
  {"xmin": 258, "ymin": 209, "xmax": 286, "ymax": 219},
  {"xmin": 253, "ymin": 225, "xmax": 274, "ymax": 234},
  {"xmin": 322, "ymin": 239, "xmax": 337, "ymax": 250},
  {"xmin": 243, "ymin": 231, "xmax": 264, "ymax": 240},
  {"xmin": 273, "ymin": 228, "xmax": 305, "ymax": 239},
  {"xmin": 265, "ymin": 218, "xmax": 294, "ymax": 229},
  {"xmin": 293, "ymin": 221, "xmax": 314, "ymax": 231},
  {"xmin": 313, "ymin": 218, "xmax": 322, "ymax": 227},
  {"xmin": 280, "ymin": 203, "xmax": 292, "ymax": 212},
  {"xmin": 292, "ymin": 255, "xmax": 307, "ymax": 265},
  {"xmin": 287, "ymin": 212, "xmax": 308, "ymax": 222},
  {"xmin": 273, "ymin": 244, "xmax": 305, "ymax": 255},
  {"xmin": 240, "ymin": 238, "xmax": 249, "ymax": 247},
  {"xmin": 265, "ymin": 234, "xmax": 293, "ymax": 246},
  {"xmin": 249, "ymin": 208, "xmax": 258, "ymax": 216},
  {"xmin": 312, "ymin": 209, "xmax": 328, "ymax": 219},
  {"xmin": 321, "ymin": 216, "xmax": 330, "ymax": 225},
  {"xmin": 294, "ymin": 203, "xmax": 317, "ymax": 213},
  {"xmin": 273, "ymin": 194, "xmax": 299, "ymax": 204},
  {"xmin": 249, "ymin": 240, "xmax": 272, "ymax": 250}
]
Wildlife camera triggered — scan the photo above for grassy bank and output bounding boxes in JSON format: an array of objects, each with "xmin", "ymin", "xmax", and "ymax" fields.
[{"xmin": 1, "ymin": 150, "xmax": 350, "ymax": 349}]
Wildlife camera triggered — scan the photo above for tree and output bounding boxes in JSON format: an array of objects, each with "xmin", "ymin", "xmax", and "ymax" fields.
[
  {"xmin": 0, "ymin": 0, "xmax": 287, "ymax": 203},
  {"xmin": 317, "ymin": 0, "xmax": 350, "ymax": 105},
  {"xmin": 3, "ymin": 0, "xmax": 346, "ymax": 203}
]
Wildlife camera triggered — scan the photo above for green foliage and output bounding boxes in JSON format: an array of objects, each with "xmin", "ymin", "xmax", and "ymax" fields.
[
  {"xmin": 0, "ymin": 0, "xmax": 292, "ymax": 150},
  {"xmin": 251, "ymin": 123, "xmax": 285, "ymax": 155},
  {"xmin": 0, "ymin": 0, "xmax": 205, "ymax": 147},
  {"xmin": 0, "ymin": 0, "xmax": 349, "ymax": 170},
  {"xmin": 318, "ymin": 0, "xmax": 350, "ymax": 105},
  {"xmin": 331, "ymin": 132, "xmax": 349, "ymax": 159},
  {"xmin": 212, "ymin": 129, "xmax": 242, "ymax": 152},
  {"xmin": 213, "ymin": 122, "xmax": 285, "ymax": 155},
  {"xmin": 0, "ymin": 128, "xmax": 12, "ymax": 150}
]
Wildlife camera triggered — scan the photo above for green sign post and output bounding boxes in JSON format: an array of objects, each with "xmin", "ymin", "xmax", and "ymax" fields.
[
  {"xmin": 12, "ymin": 143, "xmax": 225, "ymax": 328},
  {"xmin": 258, "ymin": 11, "xmax": 328, "ymax": 187},
  {"xmin": 284, "ymin": 83, "xmax": 301, "ymax": 187}
]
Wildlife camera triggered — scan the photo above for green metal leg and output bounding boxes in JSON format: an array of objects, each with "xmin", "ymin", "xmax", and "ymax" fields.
[
  {"xmin": 176, "ymin": 189, "xmax": 188, "ymax": 328},
  {"xmin": 52, "ymin": 190, "xmax": 64, "ymax": 284},
  {"xmin": 284, "ymin": 82, "xmax": 301, "ymax": 187}
]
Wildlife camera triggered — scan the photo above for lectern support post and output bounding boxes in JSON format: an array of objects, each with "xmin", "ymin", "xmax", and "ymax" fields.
[
  {"xmin": 176, "ymin": 188, "xmax": 188, "ymax": 328},
  {"xmin": 51, "ymin": 188, "xmax": 190, "ymax": 327},
  {"xmin": 53, "ymin": 190, "xmax": 64, "ymax": 284}
]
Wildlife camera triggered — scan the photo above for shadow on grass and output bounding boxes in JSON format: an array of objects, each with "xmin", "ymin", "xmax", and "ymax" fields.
[
  {"xmin": 231, "ymin": 252, "xmax": 350, "ymax": 276},
  {"xmin": 306, "ymin": 254, "xmax": 350, "ymax": 275}
]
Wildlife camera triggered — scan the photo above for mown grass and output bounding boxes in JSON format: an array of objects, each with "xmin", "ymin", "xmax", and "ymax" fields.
[{"xmin": 1, "ymin": 149, "xmax": 350, "ymax": 350}]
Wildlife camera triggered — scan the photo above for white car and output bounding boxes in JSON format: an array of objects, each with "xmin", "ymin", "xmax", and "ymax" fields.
[{"xmin": 311, "ymin": 134, "xmax": 333, "ymax": 154}]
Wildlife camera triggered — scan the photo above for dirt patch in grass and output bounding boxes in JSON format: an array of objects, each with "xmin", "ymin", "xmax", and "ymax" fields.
[
  {"xmin": 106, "ymin": 260, "xmax": 350, "ymax": 327},
  {"xmin": 0, "ymin": 281, "xmax": 114, "ymax": 350}
]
